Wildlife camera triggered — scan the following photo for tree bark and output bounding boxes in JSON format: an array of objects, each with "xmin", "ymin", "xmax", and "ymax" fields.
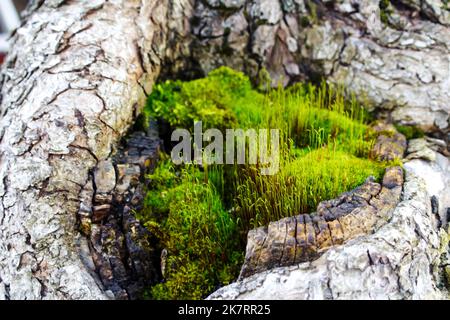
[
  {"xmin": 0, "ymin": 0, "xmax": 182, "ymax": 300},
  {"xmin": 208, "ymin": 135, "xmax": 450, "ymax": 300},
  {"xmin": 208, "ymin": 169, "xmax": 448, "ymax": 300},
  {"xmin": 0, "ymin": 0, "xmax": 448, "ymax": 300}
]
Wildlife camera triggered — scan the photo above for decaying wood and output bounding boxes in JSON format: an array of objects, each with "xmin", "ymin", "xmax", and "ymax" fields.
[
  {"xmin": 174, "ymin": 0, "xmax": 450, "ymax": 135},
  {"xmin": 0, "ymin": 0, "xmax": 448, "ymax": 300},
  {"xmin": 239, "ymin": 166, "xmax": 404, "ymax": 278}
]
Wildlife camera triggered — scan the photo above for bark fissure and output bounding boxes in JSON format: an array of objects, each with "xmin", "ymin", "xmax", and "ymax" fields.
[{"xmin": 0, "ymin": 0, "xmax": 449, "ymax": 300}]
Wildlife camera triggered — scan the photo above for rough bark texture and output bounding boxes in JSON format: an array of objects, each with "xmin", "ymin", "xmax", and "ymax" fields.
[
  {"xmin": 239, "ymin": 166, "xmax": 404, "ymax": 278},
  {"xmin": 165, "ymin": 0, "xmax": 450, "ymax": 137},
  {"xmin": 0, "ymin": 0, "xmax": 449, "ymax": 300}
]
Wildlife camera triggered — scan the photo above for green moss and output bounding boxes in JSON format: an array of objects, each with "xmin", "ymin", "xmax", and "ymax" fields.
[
  {"xmin": 395, "ymin": 124, "xmax": 424, "ymax": 140},
  {"xmin": 145, "ymin": 67, "xmax": 257, "ymax": 132},
  {"xmin": 257, "ymin": 67, "xmax": 272, "ymax": 92},
  {"xmin": 379, "ymin": 0, "xmax": 393, "ymax": 25},
  {"xmin": 132, "ymin": 112, "xmax": 150, "ymax": 131},
  {"xmin": 305, "ymin": 0, "xmax": 319, "ymax": 25},
  {"xmin": 137, "ymin": 161, "xmax": 243, "ymax": 300},
  {"xmin": 234, "ymin": 147, "xmax": 384, "ymax": 227},
  {"xmin": 142, "ymin": 67, "xmax": 386, "ymax": 299},
  {"xmin": 300, "ymin": 15, "xmax": 311, "ymax": 27},
  {"xmin": 236, "ymin": 81, "xmax": 373, "ymax": 157}
]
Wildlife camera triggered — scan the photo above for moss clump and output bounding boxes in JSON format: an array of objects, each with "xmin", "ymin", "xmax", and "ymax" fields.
[
  {"xmin": 305, "ymin": 0, "xmax": 319, "ymax": 25},
  {"xmin": 145, "ymin": 67, "xmax": 259, "ymax": 132},
  {"xmin": 300, "ymin": 15, "xmax": 311, "ymax": 27},
  {"xmin": 137, "ymin": 160, "xmax": 243, "ymax": 300},
  {"xmin": 258, "ymin": 82, "xmax": 373, "ymax": 157},
  {"xmin": 141, "ymin": 67, "xmax": 384, "ymax": 299}
]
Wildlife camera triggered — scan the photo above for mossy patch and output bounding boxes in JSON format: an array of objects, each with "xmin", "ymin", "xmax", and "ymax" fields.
[
  {"xmin": 140, "ymin": 67, "xmax": 385, "ymax": 299},
  {"xmin": 235, "ymin": 147, "xmax": 384, "ymax": 227},
  {"xmin": 379, "ymin": 0, "xmax": 393, "ymax": 25},
  {"xmin": 144, "ymin": 67, "xmax": 258, "ymax": 132},
  {"xmin": 136, "ymin": 160, "xmax": 243, "ymax": 300}
]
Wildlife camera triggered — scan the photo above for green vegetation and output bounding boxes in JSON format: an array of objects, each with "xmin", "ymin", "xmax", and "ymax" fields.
[
  {"xmin": 379, "ymin": 0, "xmax": 393, "ymax": 26},
  {"xmin": 305, "ymin": 0, "xmax": 319, "ymax": 25},
  {"xmin": 136, "ymin": 159, "xmax": 243, "ymax": 300},
  {"xmin": 234, "ymin": 147, "xmax": 384, "ymax": 226},
  {"xmin": 145, "ymin": 67, "xmax": 257, "ymax": 131},
  {"xmin": 140, "ymin": 67, "xmax": 387, "ymax": 299},
  {"xmin": 395, "ymin": 124, "xmax": 424, "ymax": 140}
]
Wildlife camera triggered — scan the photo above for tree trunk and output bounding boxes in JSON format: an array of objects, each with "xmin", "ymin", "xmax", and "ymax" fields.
[
  {"xmin": 165, "ymin": 0, "xmax": 450, "ymax": 136},
  {"xmin": 0, "ymin": 0, "xmax": 185, "ymax": 300},
  {"xmin": 208, "ymin": 168, "xmax": 448, "ymax": 300},
  {"xmin": 0, "ymin": 0, "xmax": 448, "ymax": 300}
]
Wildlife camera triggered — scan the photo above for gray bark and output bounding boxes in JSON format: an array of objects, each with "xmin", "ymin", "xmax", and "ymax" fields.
[
  {"xmin": 172, "ymin": 0, "xmax": 450, "ymax": 134},
  {"xmin": 0, "ymin": 0, "xmax": 448, "ymax": 300}
]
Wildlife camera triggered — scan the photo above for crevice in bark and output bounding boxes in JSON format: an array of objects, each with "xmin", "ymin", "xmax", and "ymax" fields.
[{"xmin": 76, "ymin": 120, "xmax": 163, "ymax": 299}]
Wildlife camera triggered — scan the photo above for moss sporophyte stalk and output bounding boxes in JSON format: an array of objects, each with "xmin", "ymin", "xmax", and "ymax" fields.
[
  {"xmin": 138, "ymin": 67, "xmax": 387, "ymax": 300},
  {"xmin": 171, "ymin": 121, "xmax": 280, "ymax": 175}
]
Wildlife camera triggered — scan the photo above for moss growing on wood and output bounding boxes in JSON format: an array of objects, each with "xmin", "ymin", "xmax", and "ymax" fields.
[
  {"xmin": 379, "ymin": 0, "xmax": 393, "ymax": 25},
  {"xmin": 234, "ymin": 147, "xmax": 384, "ymax": 228},
  {"xmin": 137, "ymin": 160, "xmax": 243, "ymax": 300}
]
